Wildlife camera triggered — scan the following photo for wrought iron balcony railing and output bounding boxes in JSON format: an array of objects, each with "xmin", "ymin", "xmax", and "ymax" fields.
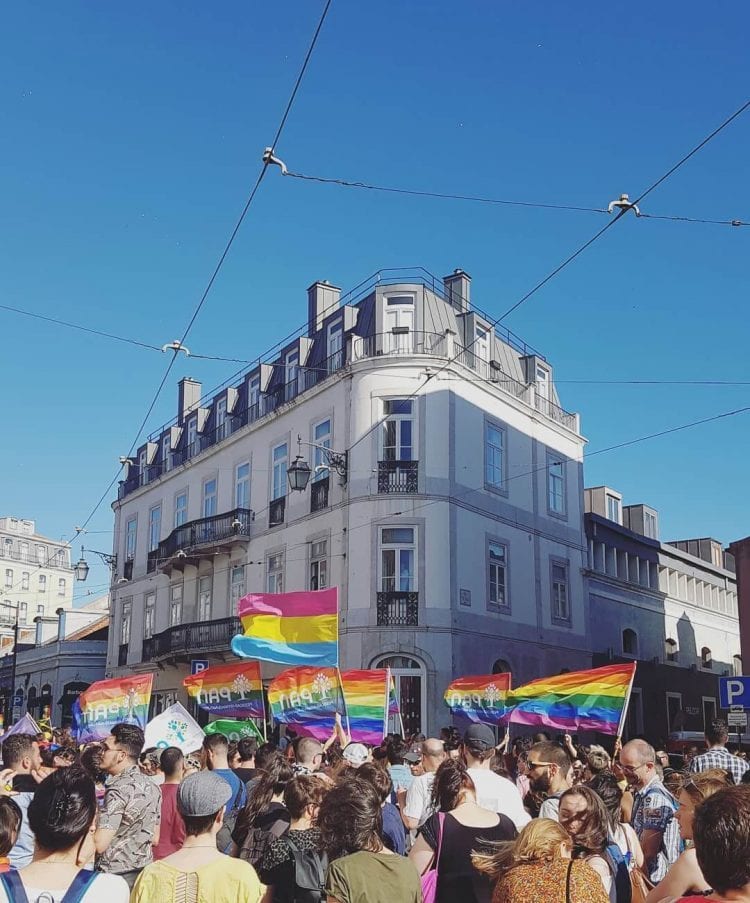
[
  {"xmin": 142, "ymin": 616, "xmax": 241, "ymax": 661},
  {"xmin": 377, "ymin": 460, "xmax": 419, "ymax": 494},
  {"xmin": 118, "ymin": 643, "xmax": 129, "ymax": 666},
  {"xmin": 146, "ymin": 507, "xmax": 253, "ymax": 573},
  {"xmin": 269, "ymin": 497, "xmax": 285, "ymax": 527},
  {"xmin": 376, "ymin": 591, "xmax": 419, "ymax": 627},
  {"xmin": 310, "ymin": 477, "xmax": 329, "ymax": 513}
]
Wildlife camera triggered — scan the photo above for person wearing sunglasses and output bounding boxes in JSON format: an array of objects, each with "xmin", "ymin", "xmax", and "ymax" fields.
[{"xmin": 526, "ymin": 743, "xmax": 574, "ymax": 821}]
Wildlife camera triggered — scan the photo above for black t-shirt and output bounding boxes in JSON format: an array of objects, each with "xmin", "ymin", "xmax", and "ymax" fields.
[
  {"xmin": 419, "ymin": 811, "xmax": 517, "ymax": 903},
  {"xmin": 232, "ymin": 801, "xmax": 291, "ymax": 849},
  {"xmin": 233, "ymin": 766, "xmax": 258, "ymax": 784},
  {"xmin": 11, "ymin": 775, "xmax": 37, "ymax": 793}
]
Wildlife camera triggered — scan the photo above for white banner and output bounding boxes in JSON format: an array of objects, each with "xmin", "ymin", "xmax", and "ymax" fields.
[{"xmin": 144, "ymin": 702, "xmax": 205, "ymax": 754}]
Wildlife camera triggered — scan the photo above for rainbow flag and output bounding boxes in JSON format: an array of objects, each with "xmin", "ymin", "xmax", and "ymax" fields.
[
  {"xmin": 444, "ymin": 673, "xmax": 512, "ymax": 724},
  {"xmin": 503, "ymin": 662, "xmax": 636, "ymax": 735},
  {"xmin": 204, "ymin": 718, "xmax": 264, "ymax": 743},
  {"xmin": 183, "ymin": 661, "xmax": 264, "ymax": 719},
  {"xmin": 341, "ymin": 669, "xmax": 389, "ymax": 745},
  {"xmin": 268, "ymin": 666, "xmax": 344, "ymax": 742},
  {"xmin": 388, "ymin": 677, "xmax": 400, "ymax": 716},
  {"xmin": 73, "ymin": 674, "xmax": 153, "ymax": 742},
  {"xmin": 231, "ymin": 588, "xmax": 338, "ymax": 667}
]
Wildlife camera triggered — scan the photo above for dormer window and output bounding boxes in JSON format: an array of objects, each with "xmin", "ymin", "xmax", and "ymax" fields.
[
  {"xmin": 216, "ymin": 397, "xmax": 227, "ymax": 440},
  {"xmin": 186, "ymin": 416, "xmax": 198, "ymax": 456},
  {"xmin": 384, "ymin": 296, "xmax": 414, "ymax": 353},
  {"xmin": 327, "ymin": 321, "xmax": 343, "ymax": 373}
]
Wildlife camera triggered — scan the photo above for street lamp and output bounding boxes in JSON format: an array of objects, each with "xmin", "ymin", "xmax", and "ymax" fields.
[
  {"xmin": 286, "ymin": 435, "xmax": 348, "ymax": 493},
  {"xmin": 73, "ymin": 547, "xmax": 118, "ymax": 582}
]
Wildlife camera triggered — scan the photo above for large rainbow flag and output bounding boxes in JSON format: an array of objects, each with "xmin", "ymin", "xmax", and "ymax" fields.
[
  {"xmin": 231, "ymin": 588, "xmax": 338, "ymax": 667},
  {"xmin": 444, "ymin": 673, "xmax": 512, "ymax": 724},
  {"xmin": 268, "ymin": 666, "xmax": 344, "ymax": 742},
  {"xmin": 73, "ymin": 674, "xmax": 153, "ymax": 742},
  {"xmin": 183, "ymin": 661, "xmax": 264, "ymax": 719},
  {"xmin": 340, "ymin": 669, "xmax": 389, "ymax": 745},
  {"xmin": 503, "ymin": 662, "xmax": 636, "ymax": 735}
]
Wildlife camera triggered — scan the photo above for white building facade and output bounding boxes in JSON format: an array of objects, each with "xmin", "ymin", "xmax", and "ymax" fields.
[{"xmin": 110, "ymin": 269, "xmax": 587, "ymax": 733}]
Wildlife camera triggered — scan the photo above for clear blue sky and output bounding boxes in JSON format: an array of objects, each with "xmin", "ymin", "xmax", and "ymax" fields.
[{"xmin": 2, "ymin": 1, "xmax": 748, "ymax": 596}]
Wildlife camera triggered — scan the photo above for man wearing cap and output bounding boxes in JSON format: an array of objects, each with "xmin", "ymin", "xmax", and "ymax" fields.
[
  {"xmin": 342, "ymin": 742, "xmax": 371, "ymax": 768},
  {"xmin": 131, "ymin": 770, "xmax": 265, "ymax": 902},
  {"xmin": 462, "ymin": 724, "xmax": 530, "ymax": 830},
  {"xmin": 402, "ymin": 739, "xmax": 446, "ymax": 830}
]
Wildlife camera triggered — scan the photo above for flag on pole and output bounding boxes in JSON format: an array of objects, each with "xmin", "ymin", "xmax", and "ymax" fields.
[
  {"xmin": 443, "ymin": 673, "xmax": 512, "ymax": 724},
  {"xmin": 144, "ymin": 702, "xmax": 205, "ymax": 754},
  {"xmin": 73, "ymin": 674, "xmax": 153, "ymax": 742},
  {"xmin": 268, "ymin": 666, "xmax": 344, "ymax": 741},
  {"xmin": 231, "ymin": 588, "xmax": 338, "ymax": 667},
  {"xmin": 340, "ymin": 670, "xmax": 389, "ymax": 745},
  {"xmin": 204, "ymin": 719, "xmax": 264, "ymax": 743},
  {"xmin": 4, "ymin": 713, "xmax": 41, "ymax": 737},
  {"xmin": 183, "ymin": 661, "xmax": 264, "ymax": 719}
]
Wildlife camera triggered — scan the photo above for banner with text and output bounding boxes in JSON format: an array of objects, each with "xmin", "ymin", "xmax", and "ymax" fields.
[
  {"xmin": 268, "ymin": 666, "xmax": 345, "ymax": 742},
  {"xmin": 73, "ymin": 674, "xmax": 153, "ymax": 742},
  {"xmin": 183, "ymin": 661, "xmax": 264, "ymax": 719}
]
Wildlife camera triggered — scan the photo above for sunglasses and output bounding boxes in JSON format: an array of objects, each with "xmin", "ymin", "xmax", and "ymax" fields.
[{"xmin": 527, "ymin": 761, "xmax": 555, "ymax": 770}]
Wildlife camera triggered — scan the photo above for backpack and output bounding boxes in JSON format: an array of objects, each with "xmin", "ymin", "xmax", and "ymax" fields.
[
  {"xmin": 216, "ymin": 779, "xmax": 246, "ymax": 853},
  {"xmin": 285, "ymin": 834, "xmax": 328, "ymax": 903},
  {"xmin": 238, "ymin": 816, "xmax": 289, "ymax": 869},
  {"xmin": 605, "ymin": 841, "xmax": 633, "ymax": 903},
  {"xmin": 0, "ymin": 868, "xmax": 99, "ymax": 903}
]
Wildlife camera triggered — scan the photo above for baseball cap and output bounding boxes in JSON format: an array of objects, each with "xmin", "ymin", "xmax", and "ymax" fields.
[
  {"xmin": 404, "ymin": 749, "xmax": 422, "ymax": 764},
  {"xmin": 463, "ymin": 723, "xmax": 496, "ymax": 751},
  {"xmin": 342, "ymin": 743, "xmax": 369, "ymax": 767},
  {"xmin": 178, "ymin": 770, "xmax": 233, "ymax": 817}
]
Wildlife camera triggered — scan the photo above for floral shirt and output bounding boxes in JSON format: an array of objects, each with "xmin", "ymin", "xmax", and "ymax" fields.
[
  {"xmin": 98, "ymin": 765, "xmax": 161, "ymax": 874},
  {"xmin": 494, "ymin": 858, "xmax": 609, "ymax": 903}
]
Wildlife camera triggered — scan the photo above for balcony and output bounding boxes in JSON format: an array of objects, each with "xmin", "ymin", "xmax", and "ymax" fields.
[
  {"xmin": 142, "ymin": 616, "xmax": 241, "ymax": 662},
  {"xmin": 310, "ymin": 477, "xmax": 329, "ymax": 513},
  {"xmin": 147, "ymin": 508, "xmax": 253, "ymax": 573},
  {"xmin": 378, "ymin": 460, "xmax": 419, "ymax": 494},
  {"xmin": 269, "ymin": 497, "xmax": 285, "ymax": 527},
  {"xmin": 118, "ymin": 643, "xmax": 129, "ymax": 666},
  {"xmin": 377, "ymin": 591, "xmax": 419, "ymax": 627}
]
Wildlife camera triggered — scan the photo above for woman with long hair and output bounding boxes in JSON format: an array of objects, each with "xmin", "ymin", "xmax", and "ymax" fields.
[
  {"xmin": 317, "ymin": 778, "xmax": 420, "ymax": 903},
  {"xmin": 587, "ymin": 771, "xmax": 644, "ymax": 870},
  {"xmin": 558, "ymin": 785, "xmax": 618, "ymax": 901},
  {"xmin": 409, "ymin": 757, "xmax": 517, "ymax": 903},
  {"xmin": 231, "ymin": 756, "xmax": 293, "ymax": 862},
  {"xmin": 473, "ymin": 818, "xmax": 609, "ymax": 903}
]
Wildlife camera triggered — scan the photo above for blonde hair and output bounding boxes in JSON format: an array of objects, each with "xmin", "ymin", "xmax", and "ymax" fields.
[{"xmin": 472, "ymin": 818, "xmax": 570, "ymax": 880}]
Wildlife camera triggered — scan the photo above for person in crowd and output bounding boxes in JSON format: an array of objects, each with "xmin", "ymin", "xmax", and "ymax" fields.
[
  {"xmin": 0, "ymin": 798, "xmax": 21, "ymax": 873},
  {"xmin": 153, "ymin": 746, "xmax": 186, "ymax": 861},
  {"xmin": 527, "ymin": 741, "xmax": 574, "ymax": 821},
  {"xmin": 1, "ymin": 733, "xmax": 43, "ymax": 868},
  {"xmin": 293, "ymin": 737, "xmax": 324, "ymax": 776},
  {"xmin": 357, "ymin": 763, "xmax": 406, "ymax": 855},
  {"xmin": 341, "ymin": 743, "xmax": 370, "ymax": 769},
  {"xmin": 232, "ymin": 757, "xmax": 293, "ymax": 861},
  {"xmin": 584, "ymin": 745, "xmax": 612, "ymax": 780},
  {"xmin": 587, "ymin": 771, "xmax": 644, "ymax": 870},
  {"xmin": 79, "ymin": 742, "xmax": 107, "ymax": 804},
  {"xmin": 410, "ymin": 757, "xmax": 517, "ymax": 903},
  {"xmin": 473, "ymin": 817, "xmax": 609, "ymax": 903},
  {"xmin": 131, "ymin": 770, "xmax": 266, "ymax": 903},
  {"xmin": 655, "ymin": 749, "xmax": 670, "ymax": 770},
  {"xmin": 203, "ymin": 733, "xmax": 247, "ymax": 810},
  {"xmin": 558, "ymin": 785, "xmax": 618, "ymax": 900},
  {"xmin": 95, "ymin": 722, "xmax": 162, "ymax": 889},
  {"xmin": 234, "ymin": 738, "xmax": 259, "ymax": 784},
  {"xmin": 385, "ymin": 737, "xmax": 414, "ymax": 793},
  {"xmin": 0, "ymin": 767, "xmax": 130, "ymax": 902},
  {"xmin": 229, "ymin": 743, "xmax": 241, "ymax": 769},
  {"xmin": 689, "ymin": 718, "xmax": 749, "ymax": 784},
  {"xmin": 317, "ymin": 778, "xmax": 421, "ymax": 903},
  {"xmin": 259, "ymin": 774, "xmax": 327, "ymax": 902},
  {"xmin": 139, "ymin": 747, "xmax": 164, "ymax": 784},
  {"xmin": 682, "ymin": 744, "xmax": 700, "ymax": 769},
  {"xmin": 461, "ymin": 724, "xmax": 531, "ymax": 830},
  {"xmin": 402, "ymin": 738, "xmax": 446, "ymax": 830},
  {"xmin": 644, "ymin": 770, "xmax": 732, "ymax": 902}
]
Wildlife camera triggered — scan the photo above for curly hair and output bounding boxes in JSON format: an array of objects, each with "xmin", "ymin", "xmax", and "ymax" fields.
[
  {"xmin": 559, "ymin": 785, "xmax": 609, "ymax": 857},
  {"xmin": 430, "ymin": 757, "xmax": 476, "ymax": 812},
  {"xmin": 316, "ymin": 778, "xmax": 383, "ymax": 860}
]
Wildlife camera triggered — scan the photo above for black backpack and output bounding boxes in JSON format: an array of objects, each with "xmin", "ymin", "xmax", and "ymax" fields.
[
  {"xmin": 216, "ymin": 780, "xmax": 246, "ymax": 853},
  {"xmin": 285, "ymin": 834, "xmax": 328, "ymax": 903},
  {"xmin": 239, "ymin": 815, "xmax": 289, "ymax": 868}
]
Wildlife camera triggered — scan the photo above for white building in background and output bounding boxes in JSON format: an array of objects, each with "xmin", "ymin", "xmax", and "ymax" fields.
[{"xmin": 110, "ymin": 268, "xmax": 587, "ymax": 732}]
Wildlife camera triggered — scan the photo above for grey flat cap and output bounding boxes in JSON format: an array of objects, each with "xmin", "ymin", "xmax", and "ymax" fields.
[{"xmin": 178, "ymin": 770, "xmax": 233, "ymax": 817}]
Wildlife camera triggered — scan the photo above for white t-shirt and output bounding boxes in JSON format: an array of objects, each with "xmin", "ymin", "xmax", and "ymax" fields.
[
  {"xmin": 403, "ymin": 772, "xmax": 436, "ymax": 826},
  {"xmin": 0, "ymin": 871, "xmax": 130, "ymax": 903},
  {"xmin": 467, "ymin": 768, "xmax": 531, "ymax": 830}
]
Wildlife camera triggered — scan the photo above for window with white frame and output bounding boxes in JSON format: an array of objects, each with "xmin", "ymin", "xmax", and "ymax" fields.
[
  {"xmin": 230, "ymin": 566, "xmax": 246, "ymax": 610},
  {"xmin": 144, "ymin": 592, "xmax": 155, "ymax": 639},
  {"xmin": 487, "ymin": 540, "xmax": 508, "ymax": 611},
  {"xmin": 484, "ymin": 421, "xmax": 505, "ymax": 491},
  {"xmin": 125, "ymin": 518, "xmax": 137, "ymax": 561},
  {"xmin": 4, "ymin": 569, "xmax": 12, "ymax": 588},
  {"xmin": 120, "ymin": 598, "xmax": 132, "ymax": 645},
  {"xmin": 19, "ymin": 542, "xmax": 28, "ymax": 562},
  {"xmin": 382, "ymin": 400, "xmax": 414, "ymax": 462},
  {"xmin": 169, "ymin": 584, "xmax": 183, "ymax": 626},
  {"xmin": 36, "ymin": 545, "xmax": 46, "ymax": 565},
  {"xmin": 216, "ymin": 397, "xmax": 227, "ymax": 440},
  {"xmin": 21, "ymin": 572, "xmax": 29, "ymax": 590},
  {"xmin": 174, "ymin": 491, "xmax": 188, "ymax": 528},
  {"xmin": 285, "ymin": 350, "xmax": 299, "ymax": 400},
  {"xmin": 2, "ymin": 539, "xmax": 11, "ymax": 558},
  {"xmin": 644, "ymin": 511, "xmax": 658, "ymax": 539},
  {"xmin": 37, "ymin": 604, "xmax": 44, "ymax": 615},
  {"xmin": 19, "ymin": 602, "xmax": 27, "ymax": 622},
  {"xmin": 313, "ymin": 419, "xmax": 331, "ymax": 481},
  {"xmin": 272, "ymin": 443, "xmax": 288, "ymax": 500},
  {"xmin": 58, "ymin": 578, "xmax": 66, "ymax": 596},
  {"xmin": 162, "ymin": 434, "xmax": 172, "ymax": 473},
  {"xmin": 551, "ymin": 560, "xmax": 570, "ymax": 622},
  {"xmin": 248, "ymin": 375, "xmax": 260, "ymax": 413},
  {"xmin": 327, "ymin": 320, "xmax": 343, "ymax": 371},
  {"xmin": 186, "ymin": 416, "xmax": 198, "ymax": 455},
  {"xmin": 148, "ymin": 506, "xmax": 161, "ymax": 552},
  {"xmin": 38, "ymin": 574, "xmax": 46, "ymax": 592},
  {"xmin": 199, "ymin": 575, "xmax": 212, "ymax": 621},
  {"xmin": 202, "ymin": 478, "xmax": 218, "ymax": 518},
  {"xmin": 606, "ymin": 494, "xmax": 621, "ymax": 524},
  {"xmin": 379, "ymin": 527, "xmax": 416, "ymax": 593},
  {"xmin": 310, "ymin": 540, "xmax": 328, "ymax": 591},
  {"xmin": 55, "ymin": 549, "xmax": 65, "ymax": 567},
  {"xmin": 267, "ymin": 554, "xmax": 284, "ymax": 594},
  {"xmin": 235, "ymin": 462, "xmax": 251, "ymax": 510},
  {"xmin": 547, "ymin": 454, "xmax": 566, "ymax": 515}
]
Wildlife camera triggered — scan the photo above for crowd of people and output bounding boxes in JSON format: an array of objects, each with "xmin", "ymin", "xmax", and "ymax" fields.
[{"xmin": 0, "ymin": 715, "xmax": 749, "ymax": 901}]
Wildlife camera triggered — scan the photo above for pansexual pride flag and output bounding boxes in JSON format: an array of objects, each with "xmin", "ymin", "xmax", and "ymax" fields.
[
  {"xmin": 183, "ymin": 661, "xmax": 264, "ymax": 719},
  {"xmin": 231, "ymin": 588, "xmax": 338, "ymax": 667},
  {"xmin": 268, "ymin": 666, "xmax": 344, "ymax": 742},
  {"xmin": 444, "ymin": 673, "xmax": 512, "ymax": 724},
  {"xmin": 341, "ymin": 669, "xmax": 389, "ymax": 745},
  {"xmin": 73, "ymin": 674, "xmax": 153, "ymax": 742},
  {"xmin": 503, "ymin": 662, "xmax": 636, "ymax": 735}
]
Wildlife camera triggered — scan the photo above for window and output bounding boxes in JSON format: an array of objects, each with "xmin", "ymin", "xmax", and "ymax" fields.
[
  {"xmin": 701, "ymin": 647, "xmax": 713, "ymax": 669},
  {"xmin": 55, "ymin": 549, "xmax": 65, "ymax": 567},
  {"xmin": 622, "ymin": 629, "xmax": 638, "ymax": 656},
  {"xmin": 267, "ymin": 554, "xmax": 284, "ymax": 594},
  {"xmin": 313, "ymin": 419, "xmax": 331, "ymax": 481},
  {"xmin": 230, "ymin": 566, "xmax": 246, "ymax": 610},
  {"xmin": 120, "ymin": 598, "xmax": 132, "ymax": 645},
  {"xmin": 310, "ymin": 540, "xmax": 328, "ymax": 591},
  {"xmin": 535, "ymin": 365, "xmax": 550, "ymax": 413},
  {"xmin": 125, "ymin": 518, "xmax": 137, "ymax": 561},
  {"xmin": 380, "ymin": 528, "xmax": 416, "ymax": 593},
  {"xmin": 551, "ymin": 560, "xmax": 570, "ymax": 623},
  {"xmin": 327, "ymin": 320, "xmax": 343, "ymax": 372},
  {"xmin": 487, "ymin": 541, "xmax": 508, "ymax": 611},
  {"xmin": 492, "ymin": 658, "xmax": 512, "ymax": 675},
  {"xmin": 644, "ymin": 511, "xmax": 658, "ymax": 539},
  {"xmin": 734, "ymin": 655, "xmax": 743, "ymax": 676},
  {"xmin": 148, "ymin": 506, "xmax": 161, "ymax": 552},
  {"xmin": 199, "ymin": 575, "xmax": 212, "ymax": 621},
  {"xmin": 58, "ymin": 578, "xmax": 66, "ymax": 596},
  {"xmin": 174, "ymin": 491, "xmax": 188, "ymax": 528},
  {"xmin": 202, "ymin": 478, "xmax": 217, "ymax": 517},
  {"xmin": 484, "ymin": 421, "xmax": 505, "ymax": 491},
  {"xmin": 161, "ymin": 434, "xmax": 172, "ymax": 473},
  {"xmin": 272, "ymin": 443, "xmax": 288, "ymax": 500},
  {"xmin": 4, "ymin": 569, "xmax": 12, "ymax": 588},
  {"xmin": 169, "ymin": 585, "xmax": 183, "ymax": 626},
  {"xmin": 285, "ymin": 350, "xmax": 299, "ymax": 401},
  {"xmin": 19, "ymin": 542, "xmax": 28, "ymax": 562},
  {"xmin": 547, "ymin": 454, "xmax": 566, "ymax": 515},
  {"xmin": 37, "ymin": 604, "xmax": 44, "ymax": 615},
  {"xmin": 703, "ymin": 697, "xmax": 717, "ymax": 731},
  {"xmin": 21, "ymin": 572, "xmax": 29, "ymax": 590},
  {"xmin": 248, "ymin": 375, "xmax": 260, "ymax": 413},
  {"xmin": 38, "ymin": 575, "xmax": 46, "ymax": 592},
  {"xmin": 382, "ymin": 400, "xmax": 414, "ymax": 462},
  {"xmin": 666, "ymin": 638, "xmax": 678, "ymax": 662},
  {"xmin": 384, "ymin": 296, "xmax": 414, "ymax": 352},
  {"xmin": 2, "ymin": 539, "xmax": 11, "ymax": 558},
  {"xmin": 144, "ymin": 592, "xmax": 155, "ymax": 638},
  {"xmin": 475, "ymin": 324, "xmax": 490, "ymax": 364},
  {"xmin": 235, "ymin": 462, "xmax": 251, "ymax": 510},
  {"xmin": 606, "ymin": 494, "xmax": 621, "ymax": 523},
  {"xmin": 36, "ymin": 545, "xmax": 46, "ymax": 565},
  {"xmin": 373, "ymin": 653, "xmax": 425, "ymax": 736},
  {"xmin": 19, "ymin": 602, "xmax": 27, "ymax": 622},
  {"xmin": 186, "ymin": 416, "xmax": 198, "ymax": 455},
  {"xmin": 216, "ymin": 397, "xmax": 227, "ymax": 440},
  {"xmin": 666, "ymin": 692, "xmax": 682, "ymax": 733}
]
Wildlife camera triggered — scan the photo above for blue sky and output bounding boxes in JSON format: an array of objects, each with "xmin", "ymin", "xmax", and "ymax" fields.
[{"xmin": 2, "ymin": 1, "xmax": 748, "ymax": 596}]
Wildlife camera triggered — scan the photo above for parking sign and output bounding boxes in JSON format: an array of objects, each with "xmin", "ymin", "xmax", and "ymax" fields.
[
  {"xmin": 719, "ymin": 676, "xmax": 750, "ymax": 709},
  {"xmin": 191, "ymin": 659, "xmax": 209, "ymax": 676}
]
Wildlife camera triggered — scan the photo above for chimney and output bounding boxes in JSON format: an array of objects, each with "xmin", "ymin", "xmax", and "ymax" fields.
[
  {"xmin": 57, "ymin": 607, "xmax": 66, "ymax": 641},
  {"xmin": 307, "ymin": 281, "xmax": 341, "ymax": 336},
  {"xmin": 443, "ymin": 269, "xmax": 471, "ymax": 312},
  {"xmin": 178, "ymin": 377, "xmax": 202, "ymax": 425}
]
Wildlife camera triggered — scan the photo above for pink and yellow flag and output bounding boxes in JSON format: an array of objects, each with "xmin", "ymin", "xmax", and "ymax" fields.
[{"xmin": 183, "ymin": 661, "xmax": 264, "ymax": 719}]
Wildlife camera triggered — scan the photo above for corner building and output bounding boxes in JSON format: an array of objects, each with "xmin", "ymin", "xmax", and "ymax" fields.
[{"xmin": 110, "ymin": 269, "xmax": 587, "ymax": 733}]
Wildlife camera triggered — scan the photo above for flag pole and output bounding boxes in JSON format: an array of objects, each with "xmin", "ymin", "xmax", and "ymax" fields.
[
  {"xmin": 615, "ymin": 662, "xmax": 638, "ymax": 742},
  {"xmin": 336, "ymin": 668, "xmax": 351, "ymax": 739}
]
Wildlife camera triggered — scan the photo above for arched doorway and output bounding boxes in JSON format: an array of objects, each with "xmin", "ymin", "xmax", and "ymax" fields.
[
  {"xmin": 492, "ymin": 659, "xmax": 511, "ymax": 675},
  {"xmin": 372, "ymin": 654, "xmax": 426, "ymax": 737}
]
